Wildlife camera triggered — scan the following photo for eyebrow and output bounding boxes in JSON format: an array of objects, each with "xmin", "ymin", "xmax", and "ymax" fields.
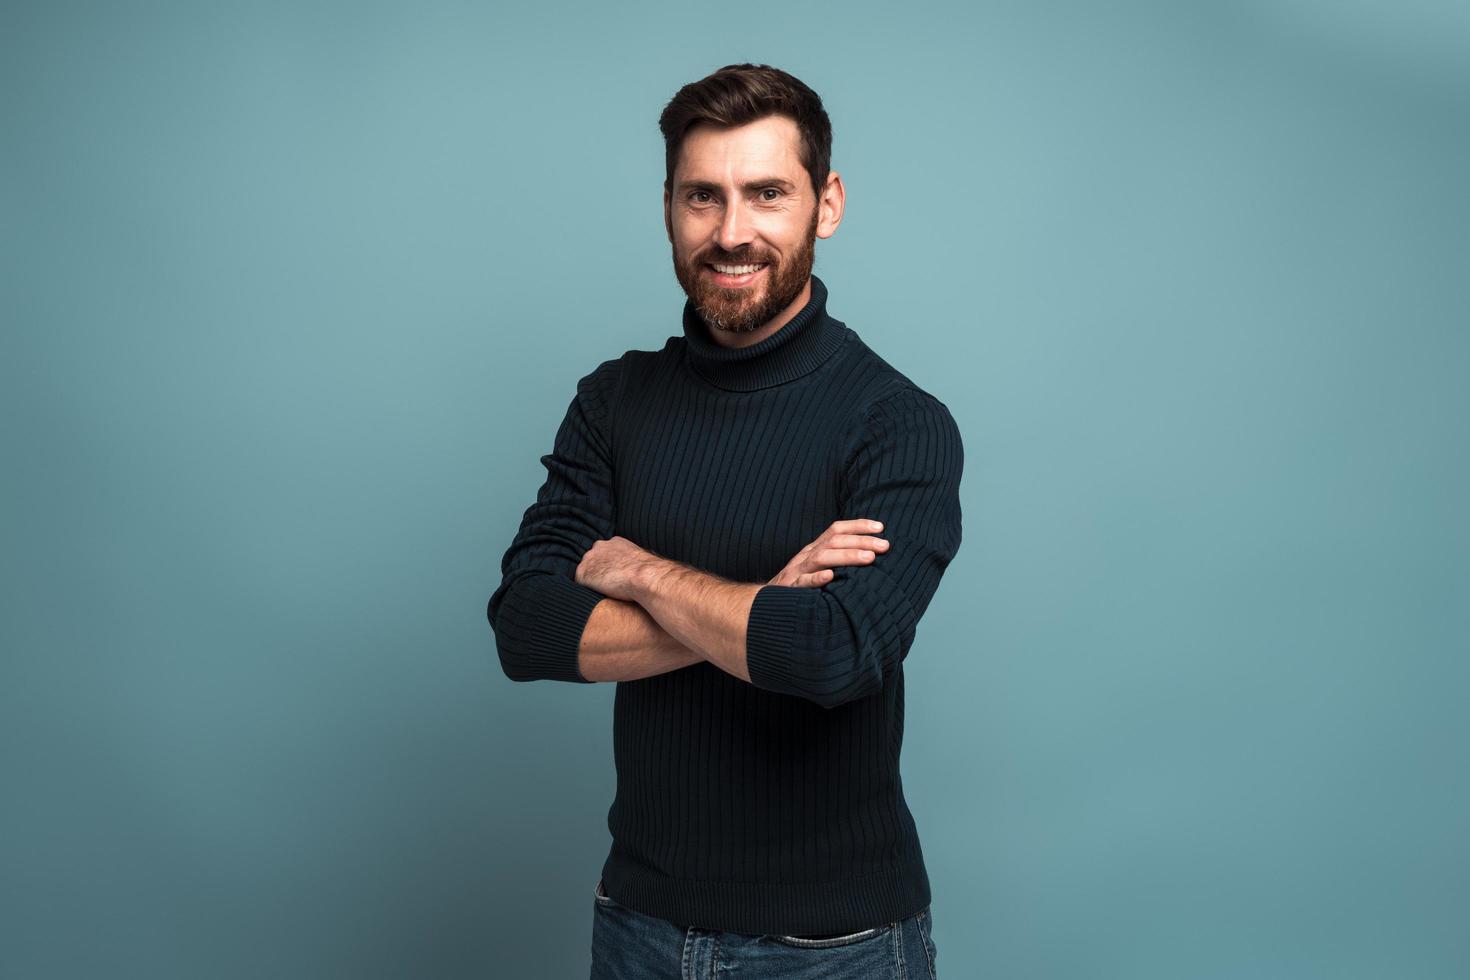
[{"xmin": 676, "ymin": 176, "xmax": 797, "ymax": 194}]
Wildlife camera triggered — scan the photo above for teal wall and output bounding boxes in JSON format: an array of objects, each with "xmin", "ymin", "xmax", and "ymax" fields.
[{"xmin": 4, "ymin": 2, "xmax": 1467, "ymax": 977}]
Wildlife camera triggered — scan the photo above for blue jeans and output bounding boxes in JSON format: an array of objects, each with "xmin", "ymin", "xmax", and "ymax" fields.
[{"xmin": 590, "ymin": 878, "xmax": 938, "ymax": 979}]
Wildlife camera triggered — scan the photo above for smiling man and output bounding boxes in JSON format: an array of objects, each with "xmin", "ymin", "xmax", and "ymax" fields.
[
  {"xmin": 667, "ymin": 114, "xmax": 821, "ymax": 338},
  {"xmin": 487, "ymin": 63, "xmax": 962, "ymax": 979}
]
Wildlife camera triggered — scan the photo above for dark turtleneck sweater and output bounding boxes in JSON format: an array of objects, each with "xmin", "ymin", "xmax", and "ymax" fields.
[{"xmin": 487, "ymin": 273, "xmax": 964, "ymax": 937}]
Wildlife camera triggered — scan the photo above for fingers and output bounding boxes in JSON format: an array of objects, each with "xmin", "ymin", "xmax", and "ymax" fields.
[
  {"xmin": 827, "ymin": 533, "xmax": 889, "ymax": 552},
  {"xmin": 781, "ymin": 523, "xmax": 890, "ymax": 586},
  {"xmin": 793, "ymin": 533, "xmax": 891, "ymax": 576},
  {"xmin": 812, "ymin": 535, "xmax": 889, "ymax": 566},
  {"xmin": 814, "ymin": 548, "xmax": 880, "ymax": 567},
  {"xmin": 831, "ymin": 519, "xmax": 884, "ymax": 534}
]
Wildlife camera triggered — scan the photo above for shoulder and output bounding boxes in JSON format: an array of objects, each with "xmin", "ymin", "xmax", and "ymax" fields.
[
  {"xmin": 839, "ymin": 335, "xmax": 960, "ymax": 434},
  {"xmin": 575, "ymin": 345, "xmax": 664, "ymax": 409},
  {"xmin": 865, "ymin": 381, "xmax": 955, "ymax": 426},
  {"xmin": 828, "ymin": 335, "xmax": 964, "ymax": 487},
  {"xmin": 846, "ymin": 383, "xmax": 963, "ymax": 469}
]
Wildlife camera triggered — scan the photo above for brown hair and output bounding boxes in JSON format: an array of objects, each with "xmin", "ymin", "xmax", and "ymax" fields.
[{"xmin": 658, "ymin": 63, "xmax": 833, "ymax": 200}]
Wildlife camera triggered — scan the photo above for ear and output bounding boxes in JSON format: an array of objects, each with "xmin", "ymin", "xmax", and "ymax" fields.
[
  {"xmin": 816, "ymin": 170, "xmax": 846, "ymax": 240},
  {"xmin": 663, "ymin": 186, "xmax": 673, "ymax": 244}
]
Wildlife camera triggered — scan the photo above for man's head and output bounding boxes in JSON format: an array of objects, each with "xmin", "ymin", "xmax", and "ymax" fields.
[{"xmin": 660, "ymin": 64, "xmax": 845, "ymax": 339}]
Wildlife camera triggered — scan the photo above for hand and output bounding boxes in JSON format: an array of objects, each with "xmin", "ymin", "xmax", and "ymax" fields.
[
  {"xmin": 575, "ymin": 536, "xmax": 661, "ymax": 602},
  {"xmin": 767, "ymin": 519, "xmax": 889, "ymax": 588}
]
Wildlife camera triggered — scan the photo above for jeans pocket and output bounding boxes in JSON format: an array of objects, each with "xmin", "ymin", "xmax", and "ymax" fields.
[
  {"xmin": 768, "ymin": 922, "xmax": 894, "ymax": 949},
  {"xmin": 917, "ymin": 906, "xmax": 938, "ymax": 979},
  {"xmin": 593, "ymin": 878, "xmax": 622, "ymax": 910}
]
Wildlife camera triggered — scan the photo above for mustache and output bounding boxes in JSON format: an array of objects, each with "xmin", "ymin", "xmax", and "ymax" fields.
[{"xmin": 700, "ymin": 253, "xmax": 773, "ymax": 265}]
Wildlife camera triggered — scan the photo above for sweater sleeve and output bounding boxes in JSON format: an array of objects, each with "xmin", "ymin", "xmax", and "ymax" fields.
[
  {"xmin": 743, "ymin": 388, "xmax": 964, "ymax": 709},
  {"xmin": 486, "ymin": 359, "xmax": 621, "ymax": 683}
]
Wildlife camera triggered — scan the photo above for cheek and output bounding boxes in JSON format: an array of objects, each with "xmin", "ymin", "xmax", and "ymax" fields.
[{"xmin": 671, "ymin": 224, "xmax": 705, "ymax": 256}]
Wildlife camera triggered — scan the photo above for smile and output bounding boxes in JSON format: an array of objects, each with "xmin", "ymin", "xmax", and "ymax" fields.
[{"xmin": 707, "ymin": 263, "xmax": 768, "ymax": 286}]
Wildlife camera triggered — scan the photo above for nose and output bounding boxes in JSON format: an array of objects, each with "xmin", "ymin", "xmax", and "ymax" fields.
[{"xmin": 714, "ymin": 199, "xmax": 755, "ymax": 253}]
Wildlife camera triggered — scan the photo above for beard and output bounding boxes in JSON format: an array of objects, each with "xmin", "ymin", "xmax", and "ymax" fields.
[{"xmin": 672, "ymin": 205, "xmax": 819, "ymax": 335}]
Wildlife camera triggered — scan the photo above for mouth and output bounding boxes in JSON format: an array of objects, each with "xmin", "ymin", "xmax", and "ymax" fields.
[{"xmin": 705, "ymin": 262, "xmax": 768, "ymax": 287}]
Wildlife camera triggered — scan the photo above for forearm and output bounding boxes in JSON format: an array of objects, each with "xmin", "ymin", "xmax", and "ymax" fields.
[
  {"xmin": 631, "ymin": 559, "xmax": 760, "ymax": 684},
  {"xmin": 578, "ymin": 597, "xmax": 706, "ymax": 682}
]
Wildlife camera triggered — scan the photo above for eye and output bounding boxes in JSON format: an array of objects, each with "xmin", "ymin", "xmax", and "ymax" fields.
[
  {"xmin": 689, "ymin": 191, "xmax": 713, "ymax": 204},
  {"xmin": 760, "ymin": 188, "xmax": 782, "ymax": 201}
]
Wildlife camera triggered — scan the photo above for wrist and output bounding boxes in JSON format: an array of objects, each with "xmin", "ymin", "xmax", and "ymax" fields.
[{"xmin": 632, "ymin": 553, "xmax": 675, "ymax": 603}]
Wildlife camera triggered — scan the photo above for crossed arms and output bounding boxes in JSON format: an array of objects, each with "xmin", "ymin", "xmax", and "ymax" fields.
[
  {"xmin": 569, "ymin": 519, "xmax": 891, "ymax": 684},
  {"xmin": 486, "ymin": 361, "xmax": 963, "ymax": 709}
]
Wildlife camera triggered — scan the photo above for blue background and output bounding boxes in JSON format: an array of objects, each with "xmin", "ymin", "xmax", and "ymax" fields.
[{"xmin": 4, "ymin": 1, "xmax": 1467, "ymax": 977}]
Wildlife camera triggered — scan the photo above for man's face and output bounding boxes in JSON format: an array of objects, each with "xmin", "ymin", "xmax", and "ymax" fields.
[{"xmin": 665, "ymin": 115, "xmax": 832, "ymax": 335}]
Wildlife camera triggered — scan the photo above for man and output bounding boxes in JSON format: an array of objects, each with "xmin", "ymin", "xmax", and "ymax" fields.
[{"xmin": 487, "ymin": 63, "xmax": 961, "ymax": 979}]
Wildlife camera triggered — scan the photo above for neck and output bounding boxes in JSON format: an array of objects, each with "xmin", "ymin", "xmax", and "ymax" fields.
[
  {"xmin": 681, "ymin": 273, "xmax": 848, "ymax": 392},
  {"xmin": 699, "ymin": 278, "xmax": 814, "ymax": 351}
]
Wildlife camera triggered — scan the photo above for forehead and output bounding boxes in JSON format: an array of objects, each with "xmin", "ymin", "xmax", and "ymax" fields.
[{"xmin": 674, "ymin": 115, "xmax": 804, "ymax": 185}]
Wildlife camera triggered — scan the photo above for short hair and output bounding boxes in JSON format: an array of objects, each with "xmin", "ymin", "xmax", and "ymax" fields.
[{"xmin": 658, "ymin": 63, "xmax": 833, "ymax": 201}]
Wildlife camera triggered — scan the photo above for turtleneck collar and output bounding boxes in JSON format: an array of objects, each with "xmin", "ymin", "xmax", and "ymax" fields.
[{"xmin": 681, "ymin": 273, "xmax": 849, "ymax": 392}]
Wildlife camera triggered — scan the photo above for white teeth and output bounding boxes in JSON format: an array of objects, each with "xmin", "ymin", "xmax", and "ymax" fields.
[{"xmin": 712, "ymin": 263, "xmax": 765, "ymax": 275}]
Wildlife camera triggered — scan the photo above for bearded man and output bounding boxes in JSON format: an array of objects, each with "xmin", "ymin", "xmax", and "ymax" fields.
[{"xmin": 488, "ymin": 62, "xmax": 962, "ymax": 980}]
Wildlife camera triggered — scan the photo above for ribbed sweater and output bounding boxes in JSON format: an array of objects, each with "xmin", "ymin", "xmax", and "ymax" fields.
[{"xmin": 486, "ymin": 273, "xmax": 964, "ymax": 937}]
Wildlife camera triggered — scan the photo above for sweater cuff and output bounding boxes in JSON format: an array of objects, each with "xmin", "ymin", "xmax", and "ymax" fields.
[
  {"xmin": 505, "ymin": 574, "xmax": 607, "ymax": 683},
  {"xmin": 744, "ymin": 584, "xmax": 807, "ymax": 696}
]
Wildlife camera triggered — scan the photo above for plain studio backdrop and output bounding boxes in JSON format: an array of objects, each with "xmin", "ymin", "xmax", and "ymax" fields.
[{"xmin": 3, "ymin": 1, "xmax": 1467, "ymax": 978}]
